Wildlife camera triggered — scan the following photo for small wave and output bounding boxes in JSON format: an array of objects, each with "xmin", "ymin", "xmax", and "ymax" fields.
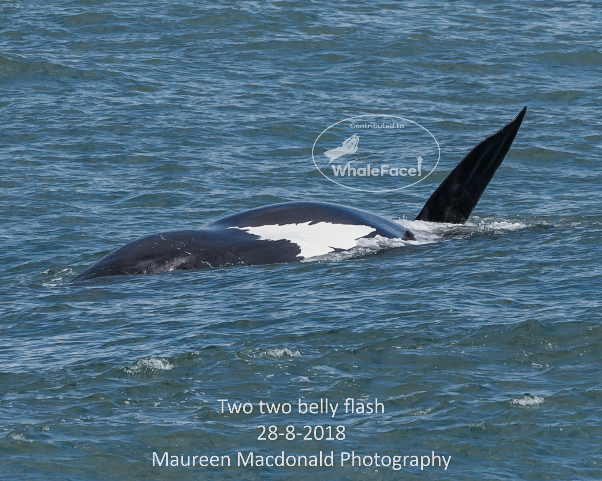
[
  {"xmin": 511, "ymin": 394, "xmax": 544, "ymax": 407},
  {"xmin": 259, "ymin": 348, "xmax": 301, "ymax": 358},
  {"xmin": 125, "ymin": 357, "xmax": 174, "ymax": 374},
  {"xmin": 0, "ymin": 55, "xmax": 102, "ymax": 80},
  {"xmin": 42, "ymin": 268, "xmax": 76, "ymax": 287},
  {"xmin": 474, "ymin": 220, "xmax": 527, "ymax": 232},
  {"xmin": 412, "ymin": 407, "xmax": 433, "ymax": 416}
]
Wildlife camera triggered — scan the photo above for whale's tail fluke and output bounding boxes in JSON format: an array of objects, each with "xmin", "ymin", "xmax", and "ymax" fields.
[{"xmin": 415, "ymin": 107, "xmax": 526, "ymax": 224}]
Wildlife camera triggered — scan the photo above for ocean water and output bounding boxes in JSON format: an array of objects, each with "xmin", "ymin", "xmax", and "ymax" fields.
[{"xmin": 1, "ymin": 1, "xmax": 601, "ymax": 479}]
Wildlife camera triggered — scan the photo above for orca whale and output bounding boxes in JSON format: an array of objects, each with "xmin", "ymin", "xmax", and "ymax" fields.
[{"xmin": 72, "ymin": 107, "xmax": 526, "ymax": 282}]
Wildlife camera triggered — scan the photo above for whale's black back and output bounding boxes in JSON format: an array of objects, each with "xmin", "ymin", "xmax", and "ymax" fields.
[
  {"xmin": 209, "ymin": 202, "xmax": 413, "ymax": 239},
  {"xmin": 72, "ymin": 203, "xmax": 414, "ymax": 282}
]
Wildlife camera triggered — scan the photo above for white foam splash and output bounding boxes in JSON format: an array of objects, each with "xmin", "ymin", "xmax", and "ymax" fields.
[
  {"xmin": 42, "ymin": 268, "xmax": 76, "ymax": 287},
  {"xmin": 262, "ymin": 348, "xmax": 301, "ymax": 358},
  {"xmin": 511, "ymin": 394, "xmax": 544, "ymax": 407},
  {"xmin": 352, "ymin": 217, "xmax": 526, "ymax": 260},
  {"xmin": 125, "ymin": 357, "xmax": 174, "ymax": 374},
  {"xmin": 396, "ymin": 217, "xmax": 527, "ymax": 238},
  {"xmin": 483, "ymin": 221, "xmax": 527, "ymax": 231},
  {"xmin": 302, "ymin": 234, "xmax": 410, "ymax": 263}
]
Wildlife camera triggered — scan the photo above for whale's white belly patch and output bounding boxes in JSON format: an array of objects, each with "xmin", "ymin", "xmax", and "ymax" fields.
[{"xmin": 230, "ymin": 222, "xmax": 376, "ymax": 259}]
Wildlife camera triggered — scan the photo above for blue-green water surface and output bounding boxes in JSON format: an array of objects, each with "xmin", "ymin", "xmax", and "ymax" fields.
[{"xmin": 1, "ymin": 1, "xmax": 601, "ymax": 479}]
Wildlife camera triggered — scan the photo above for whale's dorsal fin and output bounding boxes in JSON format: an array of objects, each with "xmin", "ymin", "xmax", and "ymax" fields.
[{"xmin": 415, "ymin": 107, "xmax": 526, "ymax": 224}]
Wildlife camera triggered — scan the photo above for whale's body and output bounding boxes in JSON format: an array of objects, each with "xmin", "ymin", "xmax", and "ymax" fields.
[
  {"xmin": 73, "ymin": 108, "xmax": 526, "ymax": 282},
  {"xmin": 73, "ymin": 202, "xmax": 414, "ymax": 281}
]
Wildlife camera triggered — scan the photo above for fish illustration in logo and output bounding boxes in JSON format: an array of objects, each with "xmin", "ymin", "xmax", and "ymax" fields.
[{"xmin": 324, "ymin": 134, "xmax": 359, "ymax": 166}]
